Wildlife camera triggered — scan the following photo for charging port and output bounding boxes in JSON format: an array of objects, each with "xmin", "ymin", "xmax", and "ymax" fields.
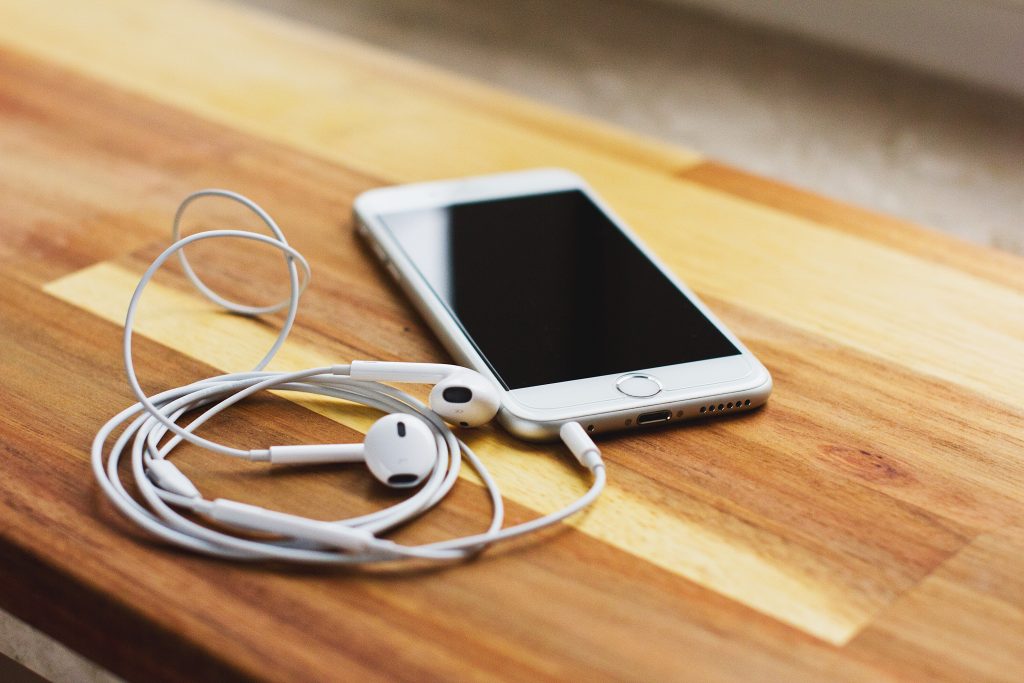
[{"xmin": 637, "ymin": 410, "xmax": 671, "ymax": 425}]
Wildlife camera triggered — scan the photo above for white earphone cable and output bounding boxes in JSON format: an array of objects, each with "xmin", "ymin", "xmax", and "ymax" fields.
[{"xmin": 91, "ymin": 189, "xmax": 605, "ymax": 564}]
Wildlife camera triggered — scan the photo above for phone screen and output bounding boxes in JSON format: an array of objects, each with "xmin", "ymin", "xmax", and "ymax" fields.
[{"xmin": 381, "ymin": 190, "xmax": 739, "ymax": 390}]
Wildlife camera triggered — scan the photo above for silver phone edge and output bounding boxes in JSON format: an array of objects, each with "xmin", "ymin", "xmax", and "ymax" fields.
[{"xmin": 352, "ymin": 190, "xmax": 773, "ymax": 442}]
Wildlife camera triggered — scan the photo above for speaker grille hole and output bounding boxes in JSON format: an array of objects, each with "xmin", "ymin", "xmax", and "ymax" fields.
[
  {"xmin": 388, "ymin": 474, "xmax": 418, "ymax": 486},
  {"xmin": 700, "ymin": 400, "xmax": 752, "ymax": 414}
]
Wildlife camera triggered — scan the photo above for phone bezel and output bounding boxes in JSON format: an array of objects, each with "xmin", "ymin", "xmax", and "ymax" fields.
[{"xmin": 353, "ymin": 168, "xmax": 772, "ymax": 439}]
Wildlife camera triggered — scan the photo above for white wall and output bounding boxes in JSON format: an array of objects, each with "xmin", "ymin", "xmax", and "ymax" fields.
[{"xmin": 666, "ymin": 0, "xmax": 1024, "ymax": 97}]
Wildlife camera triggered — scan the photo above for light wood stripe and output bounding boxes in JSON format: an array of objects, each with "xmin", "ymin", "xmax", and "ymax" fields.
[
  {"xmin": 679, "ymin": 162, "xmax": 1024, "ymax": 293},
  {"xmin": 47, "ymin": 260, "xmax": 882, "ymax": 644},
  {"xmin": 0, "ymin": 0, "xmax": 701, "ymax": 182},
  {"xmin": 626, "ymin": 176, "xmax": 1024, "ymax": 405}
]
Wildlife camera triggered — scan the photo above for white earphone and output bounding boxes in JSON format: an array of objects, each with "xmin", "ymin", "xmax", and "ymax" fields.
[
  {"xmin": 91, "ymin": 189, "xmax": 606, "ymax": 564},
  {"xmin": 349, "ymin": 361, "xmax": 503, "ymax": 428}
]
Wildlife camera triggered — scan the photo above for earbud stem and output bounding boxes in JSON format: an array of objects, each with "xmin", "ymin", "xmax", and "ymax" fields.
[
  {"xmin": 269, "ymin": 443, "xmax": 364, "ymax": 464},
  {"xmin": 349, "ymin": 360, "xmax": 461, "ymax": 383}
]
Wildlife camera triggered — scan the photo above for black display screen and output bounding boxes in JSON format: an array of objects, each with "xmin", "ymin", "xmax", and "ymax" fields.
[{"xmin": 382, "ymin": 190, "xmax": 739, "ymax": 390}]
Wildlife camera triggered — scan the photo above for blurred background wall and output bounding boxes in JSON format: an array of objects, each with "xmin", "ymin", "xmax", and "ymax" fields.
[
  {"xmin": 240, "ymin": 0, "xmax": 1024, "ymax": 254},
  {"xmin": 668, "ymin": 0, "xmax": 1024, "ymax": 96}
]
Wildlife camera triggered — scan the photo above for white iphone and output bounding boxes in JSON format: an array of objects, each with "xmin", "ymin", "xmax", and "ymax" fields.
[{"xmin": 353, "ymin": 168, "xmax": 772, "ymax": 440}]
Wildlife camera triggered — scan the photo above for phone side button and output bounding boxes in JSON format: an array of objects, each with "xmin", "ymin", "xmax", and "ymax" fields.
[{"xmin": 615, "ymin": 374, "xmax": 662, "ymax": 398}]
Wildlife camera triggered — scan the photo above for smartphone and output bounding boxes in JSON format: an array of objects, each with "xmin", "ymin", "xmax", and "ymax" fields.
[{"xmin": 353, "ymin": 168, "xmax": 772, "ymax": 440}]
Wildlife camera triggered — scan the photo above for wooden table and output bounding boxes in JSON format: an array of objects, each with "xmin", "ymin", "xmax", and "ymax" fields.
[{"xmin": 1, "ymin": 0, "xmax": 1022, "ymax": 680}]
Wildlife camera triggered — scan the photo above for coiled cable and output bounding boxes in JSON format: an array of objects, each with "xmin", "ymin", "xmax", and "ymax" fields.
[{"xmin": 91, "ymin": 189, "xmax": 605, "ymax": 564}]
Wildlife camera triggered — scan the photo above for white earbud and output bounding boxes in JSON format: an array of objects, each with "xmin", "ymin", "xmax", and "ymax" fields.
[
  {"xmin": 362, "ymin": 413, "xmax": 436, "ymax": 487},
  {"xmin": 266, "ymin": 414, "xmax": 437, "ymax": 488},
  {"xmin": 349, "ymin": 361, "xmax": 501, "ymax": 427}
]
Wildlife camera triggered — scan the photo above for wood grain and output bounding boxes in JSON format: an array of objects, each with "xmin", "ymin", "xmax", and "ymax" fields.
[
  {"xmin": 43, "ymin": 260, "xmax": 936, "ymax": 644},
  {"xmin": 0, "ymin": 0, "xmax": 1022, "ymax": 680},
  {"xmin": 2, "ymin": 0, "xmax": 1020, "ymax": 408},
  {"xmin": 679, "ymin": 162, "xmax": 1024, "ymax": 293}
]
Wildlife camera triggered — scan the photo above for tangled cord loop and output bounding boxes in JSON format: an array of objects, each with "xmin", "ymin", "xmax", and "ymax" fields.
[{"xmin": 91, "ymin": 189, "xmax": 605, "ymax": 564}]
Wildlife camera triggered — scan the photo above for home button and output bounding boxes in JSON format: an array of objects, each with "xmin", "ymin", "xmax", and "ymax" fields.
[{"xmin": 615, "ymin": 373, "xmax": 662, "ymax": 398}]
